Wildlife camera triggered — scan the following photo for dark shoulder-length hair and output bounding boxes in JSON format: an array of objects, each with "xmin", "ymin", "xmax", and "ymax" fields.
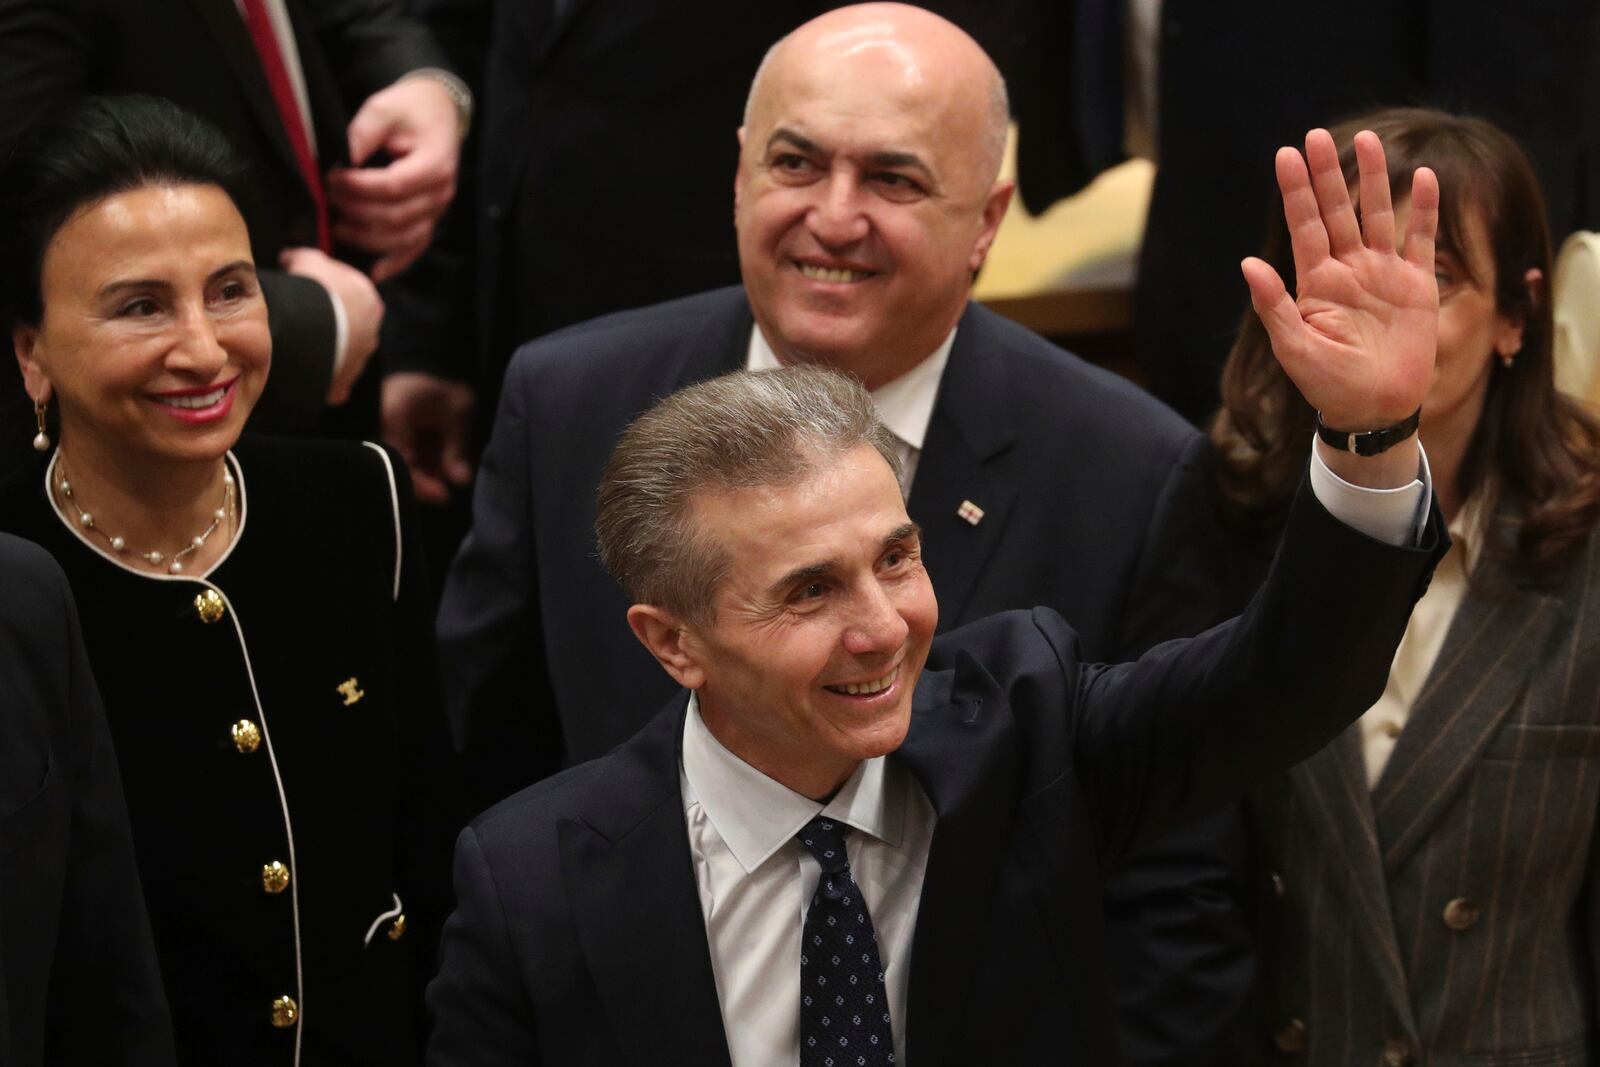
[
  {"xmin": 1210, "ymin": 106, "xmax": 1600, "ymax": 572},
  {"xmin": 0, "ymin": 94, "xmax": 244, "ymax": 334}
]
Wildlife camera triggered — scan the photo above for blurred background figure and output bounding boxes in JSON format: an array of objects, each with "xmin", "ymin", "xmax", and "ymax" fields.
[
  {"xmin": 0, "ymin": 96, "xmax": 462, "ymax": 1065},
  {"xmin": 0, "ymin": 534, "xmax": 176, "ymax": 1067},
  {"xmin": 1175, "ymin": 109, "xmax": 1600, "ymax": 1064},
  {"xmin": 1001, "ymin": 0, "xmax": 1600, "ymax": 425}
]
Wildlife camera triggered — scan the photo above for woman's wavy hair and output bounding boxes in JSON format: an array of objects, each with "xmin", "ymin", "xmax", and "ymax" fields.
[{"xmin": 1210, "ymin": 107, "xmax": 1600, "ymax": 572}]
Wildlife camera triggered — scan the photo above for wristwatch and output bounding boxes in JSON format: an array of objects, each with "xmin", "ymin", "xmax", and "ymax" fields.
[{"xmin": 1314, "ymin": 407, "xmax": 1421, "ymax": 457}]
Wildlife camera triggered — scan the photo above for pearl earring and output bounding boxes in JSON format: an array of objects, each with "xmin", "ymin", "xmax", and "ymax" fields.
[{"xmin": 31, "ymin": 398, "xmax": 49, "ymax": 452}]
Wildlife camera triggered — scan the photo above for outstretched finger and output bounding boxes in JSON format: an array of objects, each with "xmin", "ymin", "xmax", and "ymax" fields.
[
  {"xmin": 1306, "ymin": 129, "xmax": 1362, "ymax": 257},
  {"xmin": 1402, "ymin": 166, "xmax": 1440, "ymax": 272},
  {"xmin": 1353, "ymin": 131, "xmax": 1395, "ymax": 253},
  {"xmin": 1276, "ymin": 146, "xmax": 1329, "ymax": 283}
]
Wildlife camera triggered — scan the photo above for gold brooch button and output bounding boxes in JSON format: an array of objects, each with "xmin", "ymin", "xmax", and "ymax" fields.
[
  {"xmin": 262, "ymin": 860, "xmax": 291, "ymax": 895},
  {"xmin": 270, "ymin": 995, "xmax": 298, "ymax": 1028},
  {"xmin": 194, "ymin": 588, "xmax": 225, "ymax": 624},
  {"xmin": 230, "ymin": 719, "xmax": 261, "ymax": 754},
  {"xmin": 387, "ymin": 913, "xmax": 407, "ymax": 941},
  {"xmin": 1274, "ymin": 1017, "xmax": 1307, "ymax": 1052},
  {"xmin": 1442, "ymin": 897, "xmax": 1480, "ymax": 932}
]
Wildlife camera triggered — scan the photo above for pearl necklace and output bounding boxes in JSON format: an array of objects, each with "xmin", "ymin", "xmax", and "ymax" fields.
[{"xmin": 54, "ymin": 461, "xmax": 235, "ymax": 575}]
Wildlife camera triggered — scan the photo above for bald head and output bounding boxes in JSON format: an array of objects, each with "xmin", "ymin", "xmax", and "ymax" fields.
[
  {"xmin": 732, "ymin": 2, "xmax": 1016, "ymax": 391},
  {"xmin": 744, "ymin": 4, "xmax": 1009, "ymax": 185}
]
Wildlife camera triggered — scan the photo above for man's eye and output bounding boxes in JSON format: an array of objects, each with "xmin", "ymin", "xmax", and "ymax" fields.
[
  {"xmin": 773, "ymin": 153, "xmax": 813, "ymax": 173},
  {"xmin": 800, "ymin": 581, "xmax": 826, "ymax": 599},
  {"xmin": 884, "ymin": 550, "xmax": 903, "ymax": 568},
  {"xmin": 874, "ymin": 172, "xmax": 921, "ymax": 194},
  {"xmin": 217, "ymin": 280, "xmax": 249, "ymax": 301}
]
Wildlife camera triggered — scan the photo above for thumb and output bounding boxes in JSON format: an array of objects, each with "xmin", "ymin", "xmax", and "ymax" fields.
[
  {"xmin": 346, "ymin": 98, "xmax": 394, "ymax": 166},
  {"xmin": 1240, "ymin": 257, "xmax": 1304, "ymax": 355}
]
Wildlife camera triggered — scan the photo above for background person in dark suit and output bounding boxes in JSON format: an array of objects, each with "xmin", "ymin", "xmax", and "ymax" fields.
[
  {"xmin": 0, "ymin": 533, "xmax": 175, "ymax": 1067},
  {"xmin": 0, "ymin": 0, "xmax": 469, "ymax": 455},
  {"xmin": 440, "ymin": 4, "xmax": 1249, "ymax": 1059},
  {"xmin": 426, "ymin": 202, "xmax": 1446, "ymax": 1061},
  {"xmin": 997, "ymin": 0, "xmax": 1600, "ymax": 424}
]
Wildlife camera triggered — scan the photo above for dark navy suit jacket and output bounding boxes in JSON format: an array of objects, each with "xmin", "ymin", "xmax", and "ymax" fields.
[{"xmin": 427, "ymin": 483, "xmax": 1443, "ymax": 1065}]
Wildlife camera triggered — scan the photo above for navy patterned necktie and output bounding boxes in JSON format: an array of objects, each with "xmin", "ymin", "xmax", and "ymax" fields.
[{"xmin": 797, "ymin": 815, "xmax": 895, "ymax": 1066}]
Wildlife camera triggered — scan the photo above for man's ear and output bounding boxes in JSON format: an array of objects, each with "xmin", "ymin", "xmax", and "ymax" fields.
[
  {"xmin": 968, "ymin": 178, "xmax": 1015, "ymax": 274},
  {"xmin": 13, "ymin": 325, "xmax": 51, "ymax": 404},
  {"xmin": 627, "ymin": 604, "xmax": 707, "ymax": 690}
]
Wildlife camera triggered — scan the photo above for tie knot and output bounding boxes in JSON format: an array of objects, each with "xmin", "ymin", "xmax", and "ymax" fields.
[{"xmin": 796, "ymin": 816, "xmax": 851, "ymax": 874}]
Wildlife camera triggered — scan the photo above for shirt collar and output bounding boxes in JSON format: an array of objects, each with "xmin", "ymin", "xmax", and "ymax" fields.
[
  {"xmin": 681, "ymin": 692, "xmax": 907, "ymax": 875},
  {"xmin": 745, "ymin": 325, "xmax": 957, "ymax": 453}
]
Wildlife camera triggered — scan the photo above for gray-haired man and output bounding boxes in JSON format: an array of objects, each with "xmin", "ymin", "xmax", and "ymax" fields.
[{"xmin": 429, "ymin": 121, "xmax": 1449, "ymax": 1055}]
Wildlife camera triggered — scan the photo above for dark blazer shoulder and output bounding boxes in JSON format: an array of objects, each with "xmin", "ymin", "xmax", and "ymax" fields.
[
  {"xmin": 958, "ymin": 302, "xmax": 1196, "ymax": 457},
  {"xmin": 503, "ymin": 286, "xmax": 751, "ymax": 390}
]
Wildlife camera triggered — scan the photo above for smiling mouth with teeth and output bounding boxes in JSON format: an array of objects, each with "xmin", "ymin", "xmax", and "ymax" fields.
[
  {"xmin": 825, "ymin": 665, "xmax": 899, "ymax": 697},
  {"xmin": 798, "ymin": 263, "xmax": 874, "ymax": 284},
  {"xmin": 152, "ymin": 385, "xmax": 229, "ymax": 409}
]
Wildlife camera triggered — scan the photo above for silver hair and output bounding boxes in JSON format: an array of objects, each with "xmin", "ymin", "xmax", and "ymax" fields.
[
  {"xmin": 596, "ymin": 365, "xmax": 902, "ymax": 622},
  {"xmin": 741, "ymin": 30, "xmax": 1011, "ymax": 186}
]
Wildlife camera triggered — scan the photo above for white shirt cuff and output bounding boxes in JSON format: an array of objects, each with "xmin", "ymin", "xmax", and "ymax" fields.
[
  {"xmin": 326, "ymin": 286, "xmax": 350, "ymax": 385},
  {"xmin": 1307, "ymin": 435, "xmax": 1432, "ymax": 547}
]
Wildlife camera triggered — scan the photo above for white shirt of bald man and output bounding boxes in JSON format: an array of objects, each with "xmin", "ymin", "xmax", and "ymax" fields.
[{"xmin": 680, "ymin": 445, "xmax": 1432, "ymax": 1066}]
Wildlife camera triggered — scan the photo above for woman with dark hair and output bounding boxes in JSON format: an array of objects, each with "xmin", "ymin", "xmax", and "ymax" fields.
[
  {"xmin": 1199, "ymin": 109, "xmax": 1600, "ymax": 1063},
  {"xmin": 0, "ymin": 95, "xmax": 461, "ymax": 1066}
]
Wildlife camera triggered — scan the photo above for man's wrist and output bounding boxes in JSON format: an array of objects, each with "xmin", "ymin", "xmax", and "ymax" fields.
[{"xmin": 400, "ymin": 69, "xmax": 473, "ymax": 142}]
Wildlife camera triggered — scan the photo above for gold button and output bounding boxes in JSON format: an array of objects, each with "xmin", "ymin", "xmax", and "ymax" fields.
[
  {"xmin": 1381, "ymin": 720, "xmax": 1403, "ymax": 739},
  {"xmin": 387, "ymin": 913, "xmax": 407, "ymax": 941},
  {"xmin": 1442, "ymin": 897, "xmax": 1480, "ymax": 932},
  {"xmin": 194, "ymin": 588, "xmax": 225, "ymax": 624},
  {"xmin": 1274, "ymin": 1017, "xmax": 1306, "ymax": 1052},
  {"xmin": 270, "ymin": 995, "xmax": 298, "ymax": 1028},
  {"xmin": 230, "ymin": 719, "xmax": 261, "ymax": 754},
  {"xmin": 1383, "ymin": 1038, "xmax": 1415, "ymax": 1066},
  {"xmin": 262, "ymin": 860, "xmax": 291, "ymax": 895}
]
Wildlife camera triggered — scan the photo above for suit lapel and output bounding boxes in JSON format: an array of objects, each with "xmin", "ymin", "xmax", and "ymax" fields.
[
  {"xmin": 1371, "ymin": 566, "xmax": 1561, "ymax": 872},
  {"xmin": 184, "ymin": 0, "xmax": 307, "ymax": 186},
  {"xmin": 1288, "ymin": 728, "xmax": 1416, "ymax": 1032},
  {"xmin": 908, "ymin": 308, "xmax": 1019, "ymax": 626},
  {"xmin": 561, "ymin": 700, "xmax": 734, "ymax": 1067},
  {"xmin": 895, "ymin": 651, "xmax": 1018, "ymax": 1067}
]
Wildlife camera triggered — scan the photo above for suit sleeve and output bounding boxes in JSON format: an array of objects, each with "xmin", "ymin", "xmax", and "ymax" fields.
[
  {"xmin": 33, "ymin": 552, "xmax": 177, "ymax": 1064},
  {"xmin": 0, "ymin": 0, "xmax": 91, "ymax": 146},
  {"xmin": 436, "ymin": 356, "xmax": 565, "ymax": 809},
  {"xmin": 251, "ymin": 271, "xmax": 337, "ymax": 435},
  {"xmin": 1072, "ymin": 477, "xmax": 1443, "ymax": 864},
  {"xmin": 1100, "ymin": 432, "xmax": 1256, "ymax": 1067},
  {"xmin": 306, "ymin": 0, "xmax": 453, "ymax": 104},
  {"xmin": 426, "ymin": 826, "xmax": 542, "ymax": 1066}
]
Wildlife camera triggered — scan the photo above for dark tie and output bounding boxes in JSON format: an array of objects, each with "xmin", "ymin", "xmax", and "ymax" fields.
[{"xmin": 797, "ymin": 816, "xmax": 895, "ymax": 1067}]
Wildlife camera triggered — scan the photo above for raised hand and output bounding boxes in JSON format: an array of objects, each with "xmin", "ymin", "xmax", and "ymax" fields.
[{"xmin": 1241, "ymin": 129, "xmax": 1439, "ymax": 436}]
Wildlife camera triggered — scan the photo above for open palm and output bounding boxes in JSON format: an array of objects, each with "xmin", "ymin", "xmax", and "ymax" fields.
[{"xmin": 1242, "ymin": 129, "xmax": 1439, "ymax": 431}]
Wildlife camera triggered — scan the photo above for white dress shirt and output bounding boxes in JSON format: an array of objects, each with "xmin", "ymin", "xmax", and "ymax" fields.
[
  {"xmin": 746, "ymin": 326, "xmax": 954, "ymax": 492},
  {"xmin": 681, "ymin": 699, "xmax": 936, "ymax": 1067},
  {"xmin": 1357, "ymin": 495, "xmax": 1480, "ymax": 786}
]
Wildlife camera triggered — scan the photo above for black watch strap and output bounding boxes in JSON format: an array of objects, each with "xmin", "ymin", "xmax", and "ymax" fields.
[{"xmin": 1315, "ymin": 407, "xmax": 1421, "ymax": 457}]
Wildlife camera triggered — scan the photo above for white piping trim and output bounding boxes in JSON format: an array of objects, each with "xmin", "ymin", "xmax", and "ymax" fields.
[
  {"xmin": 362, "ymin": 892, "xmax": 404, "ymax": 947},
  {"xmin": 41, "ymin": 450, "xmax": 249, "ymax": 580},
  {"xmin": 204, "ymin": 581, "xmax": 304, "ymax": 1067},
  {"xmin": 361, "ymin": 442, "xmax": 403, "ymax": 602}
]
